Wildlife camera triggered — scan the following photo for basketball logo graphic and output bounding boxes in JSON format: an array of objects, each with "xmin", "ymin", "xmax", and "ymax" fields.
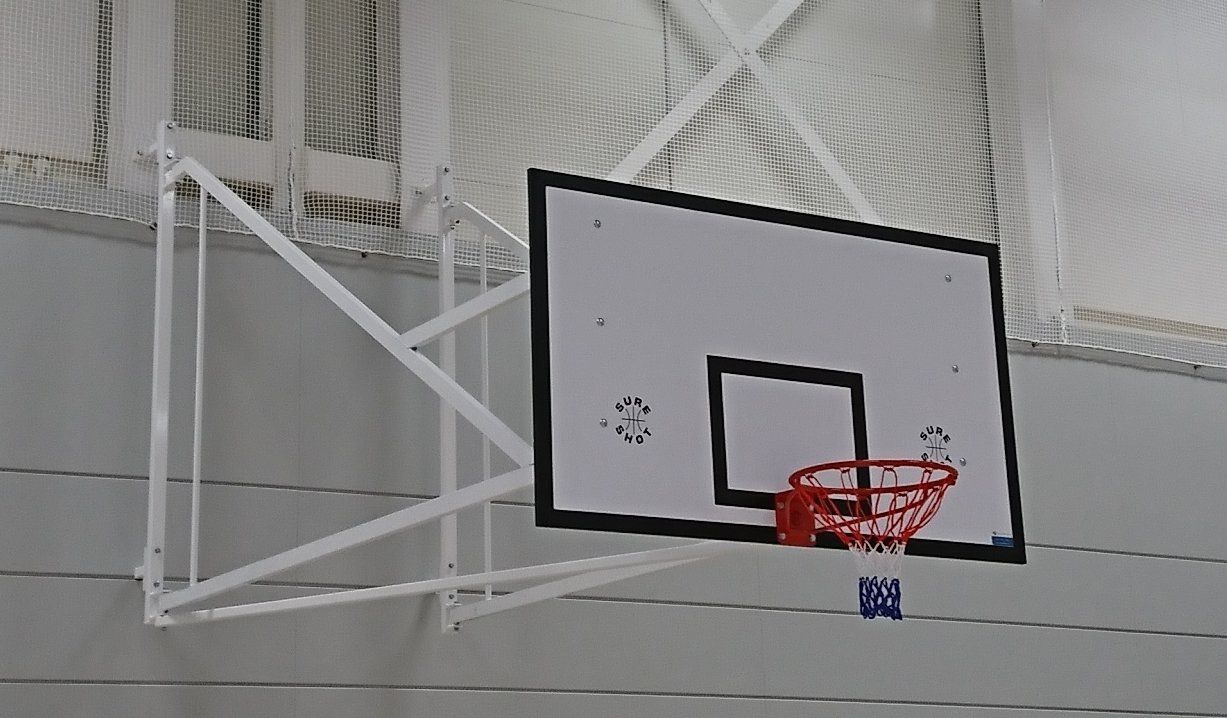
[
  {"xmin": 920, "ymin": 425, "xmax": 952, "ymax": 464},
  {"xmin": 613, "ymin": 396, "xmax": 652, "ymax": 444}
]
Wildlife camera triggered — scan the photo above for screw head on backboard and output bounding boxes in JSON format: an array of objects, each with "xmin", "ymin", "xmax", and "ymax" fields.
[
  {"xmin": 945, "ymin": 274, "xmax": 952, "ymax": 283},
  {"xmin": 596, "ymin": 317, "xmax": 605, "ymax": 326},
  {"xmin": 778, "ymin": 532, "xmax": 787, "ymax": 541},
  {"xmin": 593, "ymin": 219, "xmax": 602, "ymax": 228},
  {"xmin": 959, "ymin": 457, "xmax": 967, "ymax": 466},
  {"xmin": 809, "ymin": 534, "xmax": 817, "ymax": 543},
  {"xmin": 599, "ymin": 418, "xmax": 608, "ymax": 427},
  {"xmin": 951, "ymin": 364, "xmax": 960, "ymax": 373}
]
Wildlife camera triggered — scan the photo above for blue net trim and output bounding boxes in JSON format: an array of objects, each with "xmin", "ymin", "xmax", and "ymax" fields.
[{"xmin": 858, "ymin": 576, "xmax": 902, "ymax": 620}]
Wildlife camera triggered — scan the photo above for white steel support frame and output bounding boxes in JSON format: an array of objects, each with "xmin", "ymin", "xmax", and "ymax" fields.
[
  {"xmin": 139, "ymin": 123, "xmax": 742, "ymax": 630},
  {"xmin": 609, "ymin": 0, "xmax": 880, "ymax": 224}
]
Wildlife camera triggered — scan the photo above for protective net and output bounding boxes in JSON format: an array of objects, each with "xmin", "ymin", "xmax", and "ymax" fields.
[
  {"xmin": 3, "ymin": 1, "xmax": 1227, "ymax": 367},
  {"xmin": 788, "ymin": 460, "xmax": 957, "ymax": 620}
]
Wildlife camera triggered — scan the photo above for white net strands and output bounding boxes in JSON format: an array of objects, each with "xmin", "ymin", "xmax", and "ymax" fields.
[
  {"xmin": 0, "ymin": 1, "xmax": 129, "ymax": 218},
  {"xmin": 849, "ymin": 540, "xmax": 906, "ymax": 620},
  {"xmin": 3, "ymin": 2, "xmax": 1227, "ymax": 367}
]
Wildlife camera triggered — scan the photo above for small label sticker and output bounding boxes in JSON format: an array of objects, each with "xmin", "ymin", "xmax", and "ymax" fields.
[{"xmin": 991, "ymin": 535, "xmax": 1014, "ymax": 547}]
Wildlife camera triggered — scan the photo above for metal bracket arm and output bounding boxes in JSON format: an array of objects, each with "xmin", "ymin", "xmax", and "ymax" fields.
[
  {"xmin": 695, "ymin": 0, "xmax": 880, "ymax": 223},
  {"xmin": 447, "ymin": 542, "xmax": 735, "ymax": 625},
  {"xmin": 180, "ymin": 158, "xmax": 533, "ymax": 467},
  {"xmin": 607, "ymin": 0, "xmax": 806, "ymax": 182},
  {"xmin": 448, "ymin": 201, "xmax": 530, "ymax": 265},
  {"xmin": 608, "ymin": 0, "xmax": 879, "ymax": 223},
  {"xmin": 156, "ymin": 466, "xmax": 532, "ymax": 613},
  {"xmin": 155, "ymin": 541, "xmax": 738, "ymax": 627},
  {"xmin": 401, "ymin": 273, "xmax": 529, "ymax": 348}
]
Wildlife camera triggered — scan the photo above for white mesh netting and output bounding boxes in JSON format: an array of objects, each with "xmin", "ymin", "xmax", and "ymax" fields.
[{"xmin": 3, "ymin": 1, "xmax": 1227, "ymax": 366}]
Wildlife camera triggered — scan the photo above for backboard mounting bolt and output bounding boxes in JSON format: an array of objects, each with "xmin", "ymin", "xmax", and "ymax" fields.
[
  {"xmin": 451, "ymin": 622, "xmax": 461, "ymax": 631},
  {"xmin": 776, "ymin": 501, "xmax": 784, "ymax": 509},
  {"xmin": 153, "ymin": 547, "xmax": 161, "ymax": 554},
  {"xmin": 166, "ymin": 121, "xmax": 176, "ymax": 129},
  {"xmin": 944, "ymin": 274, "xmax": 952, "ymax": 282},
  {"xmin": 447, "ymin": 563, "xmax": 454, "ymax": 569},
  {"xmin": 778, "ymin": 532, "xmax": 787, "ymax": 541},
  {"xmin": 951, "ymin": 364, "xmax": 960, "ymax": 373},
  {"xmin": 595, "ymin": 317, "xmax": 605, "ymax": 326},
  {"xmin": 809, "ymin": 534, "xmax": 817, "ymax": 543},
  {"xmin": 593, "ymin": 219, "xmax": 601, "ymax": 228},
  {"xmin": 959, "ymin": 457, "xmax": 967, "ymax": 466},
  {"xmin": 599, "ymin": 418, "xmax": 607, "ymax": 427}
]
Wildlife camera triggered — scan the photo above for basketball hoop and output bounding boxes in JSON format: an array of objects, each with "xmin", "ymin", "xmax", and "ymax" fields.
[{"xmin": 775, "ymin": 459, "xmax": 957, "ymax": 620}]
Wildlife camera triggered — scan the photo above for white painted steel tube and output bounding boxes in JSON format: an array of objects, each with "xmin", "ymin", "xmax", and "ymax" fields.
[
  {"xmin": 449, "ymin": 559, "xmax": 698, "ymax": 624},
  {"xmin": 178, "ymin": 159, "xmax": 533, "ymax": 467},
  {"xmin": 454, "ymin": 202, "xmax": 528, "ymax": 264},
  {"xmin": 696, "ymin": 0, "xmax": 879, "ymax": 223},
  {"xmin": 189, "ymin": 190, "xmax": 208, "ymax": 585},
  {"xmin": 480, "ymin": 239, "xmax": 493, "ymax": 599},
  {"xmin": 399, "ymin": 273, "xmax": 528, "ymax": 349},
  {"xmin": 158, "ymin": 466, "xmax": 532, "ymax": 612},
  {"xmin": 606, "ymin": 0, "xmax": 807, "ymax": 183},
  {"xmin": 143, "ymin": 123, "xmax": 177, "ymax": 621},
  {"xmin": 437, "ymin": 165, "xmax": 459, "ymax": 626},
  {"xmin": 156, "ymin": 541, "xmax": 735, "ymax": 626}
]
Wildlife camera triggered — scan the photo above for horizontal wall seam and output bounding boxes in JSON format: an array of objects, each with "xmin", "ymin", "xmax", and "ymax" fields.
[
  {"xmin": 0, "ymin": 466, "xmax": 533, "ymax": 505},
  {"xmin": 3, "ymin": 574, "xmax": 1224, "ymax": 642},
  {"xmin": 548, "ymin": 592, "xmax": 1227, "ymax": 641},
  {"xmin": 2, "ymin": 467, "xmax": 1226, "ymax": 562},
  {"xmin": 0, "ymin": 680, "xmax": 1218, "ymax": 716},
  {"xmin": 4, "ymin": 467, "xmax": 1223, "ymax": 563}
]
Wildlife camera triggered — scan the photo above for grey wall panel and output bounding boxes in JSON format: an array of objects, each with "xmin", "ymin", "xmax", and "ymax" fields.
[
  {"xmin": 295, "ymin": 253, "xmax": 448, "ymax": 496},
  {"xmin": 1009, "ymin": 352, "xmax": 1227, "ymax": 559},
  {"xmin": 2, "ymin": 470, "xmax": 1224, "ymax": 638},
  {"xmin": 5, "ymin": 219, "xmax": 1225, "ymax": 542},
  {"xmin": 0, "ymin": 223, "xmax": 533, "ymax": 495},
  {"xmin": 0, "ymin": 685, "xmax": 293, "ymax": 718},
  {"xmin": 5, "ymin": 204, "xmax": 1227, "ymax": 717},
  {"xmin": 478, "ymin": 502, "xmax": 1227, "ymax": 637},
  {"xmin": 295, "ymin": 256, "xmax": 530, "ymax": 497},
  {"xmin": 189, "ymin": 240, "xmax": 305, "ymax": 491},
  {"xmin": 0, "ymin": 223, "xmax": 155, "ymax": 477},
  {"xmin": 0, "ymin": 471, "xmax": 433, "ymax": 587},
  {"xmin": 9, "ymin": 222, "xmax": 1227, "ymax": 560},
  {"xmin": 6, "ymin": 575, "xmax": 1227, "ymax": 714},
  {"xmin": 0, "ymin": 684, "xmax": 1192, "ymax": 718}
]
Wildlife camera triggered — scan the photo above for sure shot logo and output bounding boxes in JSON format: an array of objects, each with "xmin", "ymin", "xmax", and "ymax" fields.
[{"xmin": 613, "ymin": 395, "xmax": 652, "ymax": 444}]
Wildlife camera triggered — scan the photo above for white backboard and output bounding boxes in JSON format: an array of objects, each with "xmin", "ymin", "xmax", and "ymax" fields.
[{"xmin": 529, "ymin": 170, "xmax": 1024, "ymax": 563}]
